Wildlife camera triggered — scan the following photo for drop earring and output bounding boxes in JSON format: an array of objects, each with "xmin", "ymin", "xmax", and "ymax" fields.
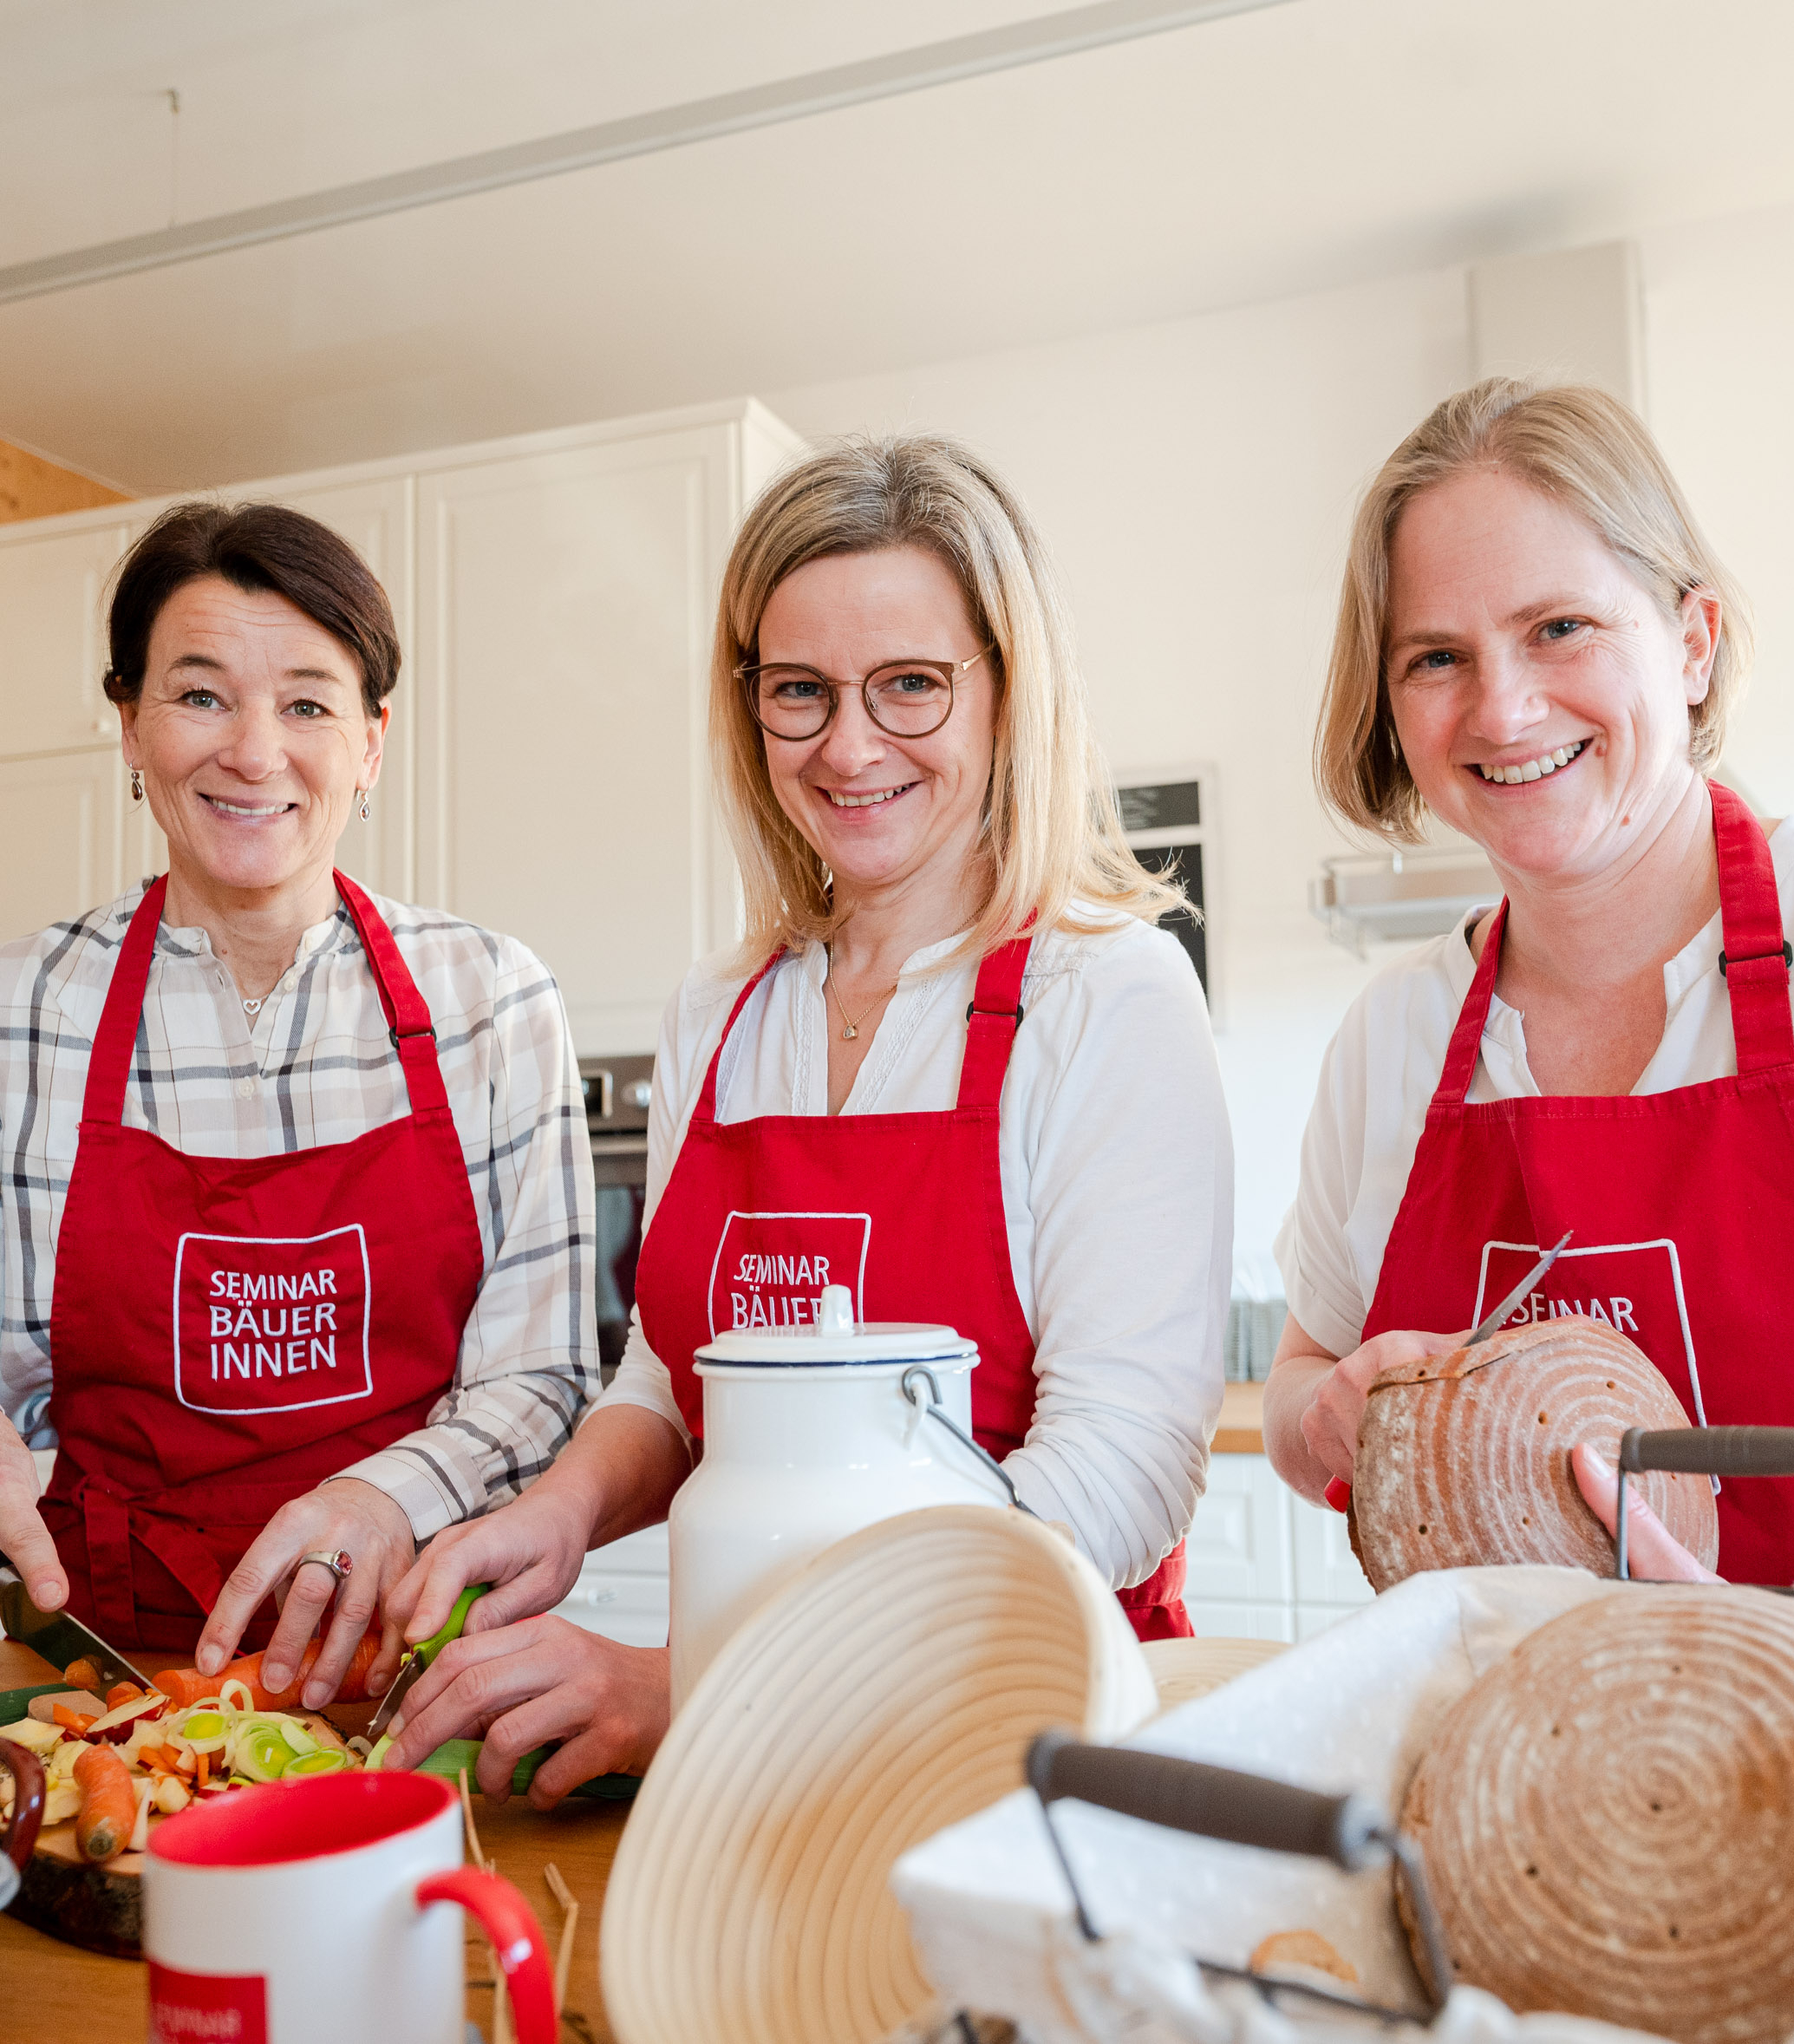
[
  {"xmin": 357, "ymin": 790, "xmax": 371, "ymax": 822},
  {"xmin": 129, "ymin": 768, "xmax": 144, "ymax": 803}
]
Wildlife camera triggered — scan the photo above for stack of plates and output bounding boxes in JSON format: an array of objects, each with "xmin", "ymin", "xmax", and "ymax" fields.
[{"xmin": 601, "ymin": 1504, "xmax": 1158, "ymax": 2044}]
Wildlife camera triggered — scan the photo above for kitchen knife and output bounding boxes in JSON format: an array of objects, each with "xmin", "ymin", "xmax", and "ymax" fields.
[
  {"xmin": 1463, "ymin": 1230, "xmax": 1574, "ymax": 1347},
  {"xmin": 367, "ymin": 1582, "xmax": 490, "ymax": 1741},
  {"xmin": 0, "ymin": 1558, "xmax": 154, "ymax": 1694},
  {"xmin": 1321, "ymin": 1231, "xmax": 1575, "ymax": 1512}
]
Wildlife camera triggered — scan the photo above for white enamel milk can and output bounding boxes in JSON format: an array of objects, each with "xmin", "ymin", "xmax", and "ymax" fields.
[{"xmin": 668, "ymin": 1285, "xmax": 1013, "ymax": 1708}]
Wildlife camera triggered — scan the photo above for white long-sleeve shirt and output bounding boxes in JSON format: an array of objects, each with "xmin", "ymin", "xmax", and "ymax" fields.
[
  {"xmin": 598, "ymin": 913, "xmax": 1232, "ymax": 1588},
  {"xmin": 1, "ymin": 885, "xmax": 597, "ymax": 1538},
  {"xmin": 1275, "ymin": 819, "xmax": 1794, "ymax": 1360}
]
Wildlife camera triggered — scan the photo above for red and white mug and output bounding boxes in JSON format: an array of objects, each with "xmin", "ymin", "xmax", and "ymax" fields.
[{"xmin": 144, "ymin": 1769, "xmax": 556, "ymax": 2044}]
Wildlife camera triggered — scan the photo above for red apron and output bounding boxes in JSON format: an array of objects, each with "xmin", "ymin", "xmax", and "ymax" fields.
[
  {"xmin": 635, "ymin": 937, "xmax": 1192, "ymax": 1642},
  {"xmin": 1362, "ymin": 781, "xmax": 1794, "ymax": 1583},
  {"xmin": 39, "ymin": 872, "xmax": 486, "ymax": 1652}
]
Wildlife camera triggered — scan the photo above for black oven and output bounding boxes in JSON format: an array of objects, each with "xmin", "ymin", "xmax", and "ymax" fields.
[{"xmin": 581, "ymin": 1055, "xmax": 653, "ymax": 1385}]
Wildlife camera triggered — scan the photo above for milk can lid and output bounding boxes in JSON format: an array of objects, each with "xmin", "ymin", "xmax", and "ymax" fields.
[{"xmin": 695, "ymin": 1283, "xmax": 977, "ymax": 1367}]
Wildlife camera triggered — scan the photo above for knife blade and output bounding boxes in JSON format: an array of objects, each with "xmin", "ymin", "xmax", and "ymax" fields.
[
  {"xmin": 1465, "ymin": 1231, "xmax": 1574, "ymax": 1348},
  {"xmin": 0, "ymin": 1558, "xmax": 154, "ymax": 1694},
  {"xmin": 367, "ymin": 1582, "xmax": 491, "ymax": 1741}
]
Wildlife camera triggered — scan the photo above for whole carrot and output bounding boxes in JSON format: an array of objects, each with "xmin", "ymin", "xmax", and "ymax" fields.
[
  {"xmin": 154, "ymin": 1631, "xmax": 384, "ymax": 1712},
  {"xmin": 75, "ymin": 1744, "xmax": 138, "ymax": 1863}
]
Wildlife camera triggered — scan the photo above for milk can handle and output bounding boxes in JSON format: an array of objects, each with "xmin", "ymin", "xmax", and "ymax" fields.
[{"xmin": 899, "ymin": 1365, "xmax": 1039, "ymax": 1518}]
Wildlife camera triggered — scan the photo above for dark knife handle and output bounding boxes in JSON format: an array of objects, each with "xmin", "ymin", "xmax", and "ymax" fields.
[
  {"xmin": 1621, "ymin": 1426, "xmax": 1794, "ymax": 1478},
  {"xmin": 1027, "ymin": 1731, "xmax": 1389, "ymax": 1871}
]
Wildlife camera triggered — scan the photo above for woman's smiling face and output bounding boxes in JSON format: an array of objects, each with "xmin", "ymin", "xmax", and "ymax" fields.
[
  {"xmin": 121, "ymin": 574, "xmax": 387, "ymax": 902},
  {"xmin": 1386, "ymin": 467, "xmax": 1719, "ymax": 884},
  {"xmin": 754, "ymin": 545, "xmax": 997, "ymax": 906}
]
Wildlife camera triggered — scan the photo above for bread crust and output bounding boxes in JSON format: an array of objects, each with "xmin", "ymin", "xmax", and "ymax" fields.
[
  {"xmin": 1400, "ymin": 1586, "xmax": 1794, "ymax": 2044},
  {"xmin": 1352, "ymin": 1315, "xmax": 1719, "ymax": 1590}
]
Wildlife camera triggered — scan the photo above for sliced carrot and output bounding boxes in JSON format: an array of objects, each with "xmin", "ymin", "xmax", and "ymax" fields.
[
  {"xmin": 75, "ymin": 1745, "xmax": 137, "ymax": 1864},
  {"xmin": 104, "ymin": 1682, "xmax": 144, "ymax": 1711},
  {"xmin": 62, "ymin": 1656, "xmax": 102, "ymax": 1693},
  {"xmin": 53, "ymin": 1705, "xmax": 96, "ymax": 1734},
  {"xmin": 151, "ymin": 1629, "xmax": 383, "ymax": 1714},
  {"xmin": 196, "ymin": 1750, "xmax": 209, "ymax": 1790}
]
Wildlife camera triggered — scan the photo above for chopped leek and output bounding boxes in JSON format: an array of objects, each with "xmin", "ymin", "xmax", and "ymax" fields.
[
  {"xmin": 285, "ymin": 1748, "xmax": 348, "ymax": 1777},
  {"xmin": 235, "ymin": 1726, "xmax": 294, "ymax": 1782}
]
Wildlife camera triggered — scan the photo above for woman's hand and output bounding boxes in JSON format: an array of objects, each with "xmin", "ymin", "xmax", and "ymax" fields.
[
  {"xmin": 0, "ymin": 1414, "xmax": 65, "ymax": 1611},
  {"xmin": 384, "ymin": 1479, "xmax": 593, "ymax": 1655},
  {"xmin": 380, "ymin": 1616, "xmax": 669, "ymax": 1807},
  {"xmin": 1264, "ymin": 1315, "xmax": 1465, "ymax": 1502},
  {"xmin": 1571, "ymin": 1443, "xmax": 1722, "ymax": 1584},
  {"xmin": 195, "ymin": 1477, "xmax": 416, "ymax": 1706}
]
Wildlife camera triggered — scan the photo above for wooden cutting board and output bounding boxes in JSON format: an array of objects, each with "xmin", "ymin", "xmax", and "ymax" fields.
[{"xmin": 3, "ymin": 1662, "xmax": 349, "ymax": 1957}]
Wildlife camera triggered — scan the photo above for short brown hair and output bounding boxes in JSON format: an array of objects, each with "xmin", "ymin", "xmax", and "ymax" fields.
[
  {"xmin": 1315, "ymin": 378, "xmax": 1753, "ymax": 840},
  {"xmin": 103, "ymin": 501, "xmax": 400, "ymax": 716}
]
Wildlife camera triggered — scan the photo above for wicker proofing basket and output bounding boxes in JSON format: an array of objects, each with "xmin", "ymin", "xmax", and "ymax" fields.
[{"xmin": 600, "ymin": 1504, "xmax": 1158, "ymax": 2044}]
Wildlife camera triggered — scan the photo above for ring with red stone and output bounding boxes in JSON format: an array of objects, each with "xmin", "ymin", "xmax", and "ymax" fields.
[{"xmin": 297, "ymin": 1548, "xmax": 353, "ymax": 1582}]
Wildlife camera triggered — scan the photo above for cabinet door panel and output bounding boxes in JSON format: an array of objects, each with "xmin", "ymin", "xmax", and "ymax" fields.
[
  {"xmin": 0, "ymin": 749, "xmax": 126, "ymax": 941},
  {"xmin": 1181, "ymin": 1598, "xmax": 1296, "ymax": 1644},
  {"xmin": 1184, "ymin": 1453, "xmax": 1293, "ymax": 1604},
  {"xmin": 1290, "ymin": 1487, "xmax": 1374, "ymax": 1606},
  {"xmin": 0, "ymin": 522, "xmax": 133, "ymax": 757},
  {"xmin": 416, "ymin": 430, "xmax": 736, "ymax": 1052}
]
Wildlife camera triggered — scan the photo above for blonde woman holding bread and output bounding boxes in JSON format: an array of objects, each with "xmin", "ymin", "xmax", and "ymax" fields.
[{"xmin": 1265, "ymin": 378, "xmax": 1783, "ymax": 1586}]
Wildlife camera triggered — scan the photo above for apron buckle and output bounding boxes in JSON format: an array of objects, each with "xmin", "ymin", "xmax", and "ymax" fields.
[
  {"xmin": 389, "ymin": 1022, "xmax": 438, "ymax": 1049},
  {"xmin": 965, "ymin": 1000, "xmax": 1025, "ymax": 1027},
  {"xmin": 1718, "ymin": 940, "xmax": 1793, "ymax": 979}
]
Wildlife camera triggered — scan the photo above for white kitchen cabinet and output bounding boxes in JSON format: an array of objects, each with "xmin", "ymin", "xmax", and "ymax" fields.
[
  {"xmin": 1184, "ymin": 1451, "xmax": 1373, "ymax": 1641},
  {"xmin": 0, "ymin": 400, "xmax": 805, "ymax": 1008},
  {"xmin": 0, "ymin": 519, "xmax": 133, "ymax": 759},
  {"xmin": 551, "ymin": 1523, "xmax": 669, "ymax": 1650}
]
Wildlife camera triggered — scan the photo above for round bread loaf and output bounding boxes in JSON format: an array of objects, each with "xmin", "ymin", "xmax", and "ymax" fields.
[
  {"xmin": 1352, "ymin": 1315, "xmax": 1718, "ymax": 1590},
  {"xmin": 1399, "ymin": 1586, "xmax": 1794, "ymax": 2044}
]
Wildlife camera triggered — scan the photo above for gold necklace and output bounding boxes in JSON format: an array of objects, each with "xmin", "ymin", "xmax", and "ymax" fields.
[{"xmin": 825, "ymin": 955, "xmax": 897, "ymax": 1042}]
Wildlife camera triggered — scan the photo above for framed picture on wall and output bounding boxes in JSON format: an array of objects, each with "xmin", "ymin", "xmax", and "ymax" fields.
[{"xmin": 1114, "ymin": 765, "xmax": 1217, "ymax": 1021}]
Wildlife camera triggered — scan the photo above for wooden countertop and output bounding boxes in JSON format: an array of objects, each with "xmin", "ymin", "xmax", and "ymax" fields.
[
  {"xmin": 1214, "ymin": 1381, "xmax": 1265, "ymax": 1455},
  {"xmin": 0, "ymin": 1637, "xmax": 627, "ymax": 2043}
]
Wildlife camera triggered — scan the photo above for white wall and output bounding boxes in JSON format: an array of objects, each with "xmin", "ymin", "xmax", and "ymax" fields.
[{"xmin": 766, "ymin": 266, "xmax": 1473, "ymax": 1287}]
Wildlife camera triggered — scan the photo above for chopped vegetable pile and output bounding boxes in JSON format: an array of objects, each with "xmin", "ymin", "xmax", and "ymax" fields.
[{"xmin": 0, "ymin": 1663, "xmax": 367, "ymax": 1864}]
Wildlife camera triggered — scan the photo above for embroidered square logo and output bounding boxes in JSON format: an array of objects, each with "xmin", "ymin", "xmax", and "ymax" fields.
[
  {"xmin": 173, "ymin": 1224, "xmax": 374, "ymax": 1415},
  {"xmin": 707, "ymin": 1210, "xmax": 871, "ymax": 1339}
]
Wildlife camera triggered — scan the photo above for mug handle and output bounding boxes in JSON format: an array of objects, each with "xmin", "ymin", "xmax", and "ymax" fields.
[
  {"xmin": 0, "ymin": 1737, "xmax": 47, "ymax": 1870},
  {"xmin": 416, "ymin": 1865, "xmax": 558, "ymax": 2044}
]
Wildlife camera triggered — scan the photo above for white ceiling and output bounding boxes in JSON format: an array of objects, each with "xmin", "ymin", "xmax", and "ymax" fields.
[{"xmin": 7, "ymin": 0, "xmax": 1794, "ymax": 493}]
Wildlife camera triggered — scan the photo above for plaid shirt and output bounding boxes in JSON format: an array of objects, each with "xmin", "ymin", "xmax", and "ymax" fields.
[{"xmin": 1, "ymin": 884, "xmax": 597, "ymax": 1539}]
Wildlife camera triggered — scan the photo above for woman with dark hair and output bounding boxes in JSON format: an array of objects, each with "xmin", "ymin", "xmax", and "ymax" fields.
[{"xmin": 0, "ymin": 502, "xmax": 595, "ymax": 1704}]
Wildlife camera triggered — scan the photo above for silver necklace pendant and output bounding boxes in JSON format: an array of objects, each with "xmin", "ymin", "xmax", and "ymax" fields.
[
  {"xmin": 841, "ymin": 1022, "xmax": 858, "ymax": 1041},
  {"xmin": 243, "ymin": 997, "xmax": 264, "ymax": 1016}
]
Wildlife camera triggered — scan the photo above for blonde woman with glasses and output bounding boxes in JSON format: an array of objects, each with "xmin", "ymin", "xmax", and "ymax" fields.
[
  {"xmin": 1265, "ymin": 378, "xmax": 1789, "ymax": 1587},
  {"xmin": 380, "ymin": 434, "xmax": 1232, "ymax": 1801}
]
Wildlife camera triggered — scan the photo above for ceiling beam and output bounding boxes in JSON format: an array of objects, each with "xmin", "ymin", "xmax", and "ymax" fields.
[{"xmin": 0, "ymin": 0, "xmax": 1298, "ymax": 307}]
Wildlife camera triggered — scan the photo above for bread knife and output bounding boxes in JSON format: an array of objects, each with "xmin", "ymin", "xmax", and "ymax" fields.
[{"xmin": 1321, "ymin": 1230, "xmax": 1575, "ymax": 1512}]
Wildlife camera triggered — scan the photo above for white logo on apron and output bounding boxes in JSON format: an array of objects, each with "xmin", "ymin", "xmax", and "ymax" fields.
[
  {"xmin": 706, "ymin": 1210, "xmax": 871, "ymax": 1338},
  {"xmin": 173, "ymin": 1224, "xmax": 375, "ymax": 1414},
  {"xmin": 1473, "ymin": 1236, "xmax": 1710, "ymax": 1427}
]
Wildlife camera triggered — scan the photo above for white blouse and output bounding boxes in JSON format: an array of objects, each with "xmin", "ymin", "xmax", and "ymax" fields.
[
  {"xmin": 1275, "ymin": 820, "xmax": 1794, "ymax": 1361},
  {"xmin": 597, "ymin": 913, "xmax": 1233, "ymax": 1590}
]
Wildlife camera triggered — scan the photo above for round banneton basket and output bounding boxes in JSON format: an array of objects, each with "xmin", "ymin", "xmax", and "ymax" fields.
[{"xmin": 600, "ymin": 1504, "xmax": 1158, "ymax": 2044}]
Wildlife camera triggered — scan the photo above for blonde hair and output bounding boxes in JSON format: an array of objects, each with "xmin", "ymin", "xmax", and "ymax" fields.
[
  {"xmin": 712, "ymin": 433, "xmax": 1183, "ymax": 964},
  {"xmin": 1316, "ymin": 377, "xmax": 1754, "ymax": 840}
]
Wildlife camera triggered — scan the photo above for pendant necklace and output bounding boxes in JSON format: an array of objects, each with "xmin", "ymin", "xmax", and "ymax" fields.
[
  {"xmin": 242, "ymin": 997, "xmax": 264, "ymax": 1017},
  {"xmin": 825, "ymin": 953, "xmax": 896, "ymax": 1042}
]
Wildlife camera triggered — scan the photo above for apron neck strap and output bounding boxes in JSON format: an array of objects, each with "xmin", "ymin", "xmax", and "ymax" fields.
[
  {"xmin": 1710, "ymin": 780, "xmax": 1794, "ymax": 1072},
  {"xmin": 81, "ymin": 876, "xmax": 170, "ymax": 1125},
  {"xmin": 330, "ymin": 872, "xmax": 452, "ymax": 1113},
  {"xmin": 1435, "ymin": 900, "xmax": 1508, "ymax": 1108},
  {"xmin": 956, "ymin": 930, "xmax": 1034, "ymax": 1111},
  {"xmin": 81, "ymin": 871, "xmax": 450, "ymax": 1126},
  {"xmin": 1432, "ymin": 780, "xmax": 1792, "ymax": 1107},
  {"xmin": 693, "ymin": 952, "xmax": 786, "ymax": 1126}
]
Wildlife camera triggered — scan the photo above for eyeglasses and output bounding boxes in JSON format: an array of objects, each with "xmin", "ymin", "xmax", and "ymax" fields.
[{"xmin": 736, "ymin": 645, "xmax": 995, "ymax": 741}]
